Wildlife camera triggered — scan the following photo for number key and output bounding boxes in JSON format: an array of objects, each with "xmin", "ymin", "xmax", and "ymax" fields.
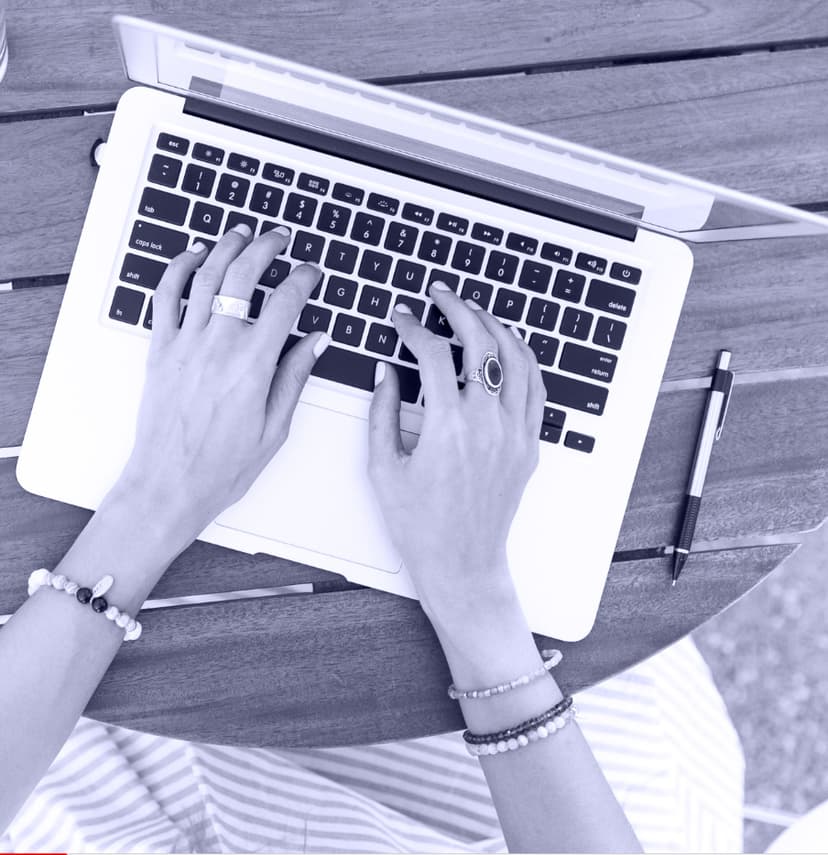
[
  {"xmin": 216, "ymin": 174, "xmax": 250, "ymax": 207},
  {"xmin": 384, "ymin": 221, "xmax": 418, "ymax": 255},
  {"xmin": 351, "ymin": 212, "xmax": 385, "ymax": 246},
  {"xmin": 318, "ymin": 203, "xmax": 351, "ymax": 236},
  {"xmin": 283, "ymin": 192, "xmax": 318, "ymax": 227},
  {"xmin": 451, "ymin": 241, "xmax": 485, "ymax": 275},
  {"xmin": 249, "ymin": 183, "xmax": 284, "ymax": 216},
  {"xmin": 485, "ymin": 250, "xmax": 519, "ymax": 284}
]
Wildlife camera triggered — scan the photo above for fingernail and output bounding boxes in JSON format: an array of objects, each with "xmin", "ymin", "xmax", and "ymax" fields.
[
  {"xmin": 431, "ymin": 280, "xmax": 450, "ymax": 291},
  {"xmin": 274, "ymin": 225, "xmax": 291, "ymax": 236},
  {"xmin": 312, "ymin": 332, "xmax": 331, "ymax": 358},
  {"xmin": 188, "ymin": 241, "xmax": 208, "ymax": 254},
  {"xmin": 231, "ymin": 223, "xmax": 253, "ymax": 238},
  {"xmin": 464, "ymin": 298, "xmax": 482, "ymax": 311},
  {"xmin": 374, "ymin": 361, "xmax": 386, "ymax": 387},
  {"xmin": 394, "ymin": 303, "xmax": 413, "ymax": 315},
  {"xmin": 510, "ymin": 326, "xmax": 523, "ymax": 340}
]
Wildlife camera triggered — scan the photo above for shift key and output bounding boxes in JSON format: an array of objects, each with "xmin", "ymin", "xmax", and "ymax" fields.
[
  {"xmin": 542, "ymin": 371, "xmax": 608, "ymax": 415},
  {"xmin": 129, "ymin": 220, "xmax": 189, "ymax": 258}
]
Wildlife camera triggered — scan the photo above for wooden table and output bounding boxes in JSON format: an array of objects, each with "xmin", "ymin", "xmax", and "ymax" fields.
[{"xmin": 1, "ymin": 2, "xmax": 826, "ymax": 747}]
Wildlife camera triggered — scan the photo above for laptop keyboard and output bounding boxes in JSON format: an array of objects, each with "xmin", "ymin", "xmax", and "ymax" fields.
[{"xmin": 109, "ymin": 131, "xmax": 643, "ymax": 454}]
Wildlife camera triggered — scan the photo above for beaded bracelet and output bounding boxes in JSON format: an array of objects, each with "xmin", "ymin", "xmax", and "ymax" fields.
[
  {"xmin": 463, "ymin": 695, "xmax": 574, "ymax": 745},
  {"xmin": 448, "ymin": 648, "xmax": 562, "ymax": 700},
  {"xmin": 28, "ymin": 568, "xmax": 142, "ymax": 641},
  {"xmin": 464, "ymin": 704, "xmax": 577, "ymax": 757}
]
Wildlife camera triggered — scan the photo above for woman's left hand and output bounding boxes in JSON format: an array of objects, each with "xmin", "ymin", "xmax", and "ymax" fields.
[{"xmin": 115, "ymin": 224, "xmax": 327, "ymax": 540}]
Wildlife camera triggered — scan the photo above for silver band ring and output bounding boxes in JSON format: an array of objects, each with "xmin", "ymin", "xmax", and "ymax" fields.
[
  {"xmin": 211, "ymin": 294, "xmax": 251, "ymax": 321},
  {"xmin": 465, "ymin": 351, "xmax": 503, "ymax": 396}
]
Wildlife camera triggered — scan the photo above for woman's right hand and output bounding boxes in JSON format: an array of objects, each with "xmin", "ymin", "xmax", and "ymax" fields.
[{"xmin": 367, "ymin": 281, "xmax": 546, "ymax": 621}]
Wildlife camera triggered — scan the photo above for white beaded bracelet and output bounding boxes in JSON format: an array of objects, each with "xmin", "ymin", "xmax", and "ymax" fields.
[
  {"xmin": 448, "ymin": 648, "xmax": 563, "ymax": 700},
  {"xmin": 464, "ymin": 706, "xmax": 577, "ymax": 756},
  {"xmin": 28, "ymin": 568, "xmax": 142, "ymax": 641}
]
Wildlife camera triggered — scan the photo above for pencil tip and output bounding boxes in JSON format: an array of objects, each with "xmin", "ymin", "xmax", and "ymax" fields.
[{"xmin": 671, "ymin": 579, "xmax": 676, "ymax": 587}]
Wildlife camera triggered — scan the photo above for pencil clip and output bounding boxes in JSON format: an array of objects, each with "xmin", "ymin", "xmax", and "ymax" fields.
[{"xmin": 715, "ymin": 370, "xmax": 735, "ymax": 440}]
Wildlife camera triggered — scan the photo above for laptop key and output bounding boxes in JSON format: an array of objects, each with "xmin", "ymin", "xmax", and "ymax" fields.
[
  {"xmin": 493, "ymin": 288, "xmax": 526, "ymax": 322},
  {"xmin": 119, "ymin": 253, "xmax": 167, "ymax": 290},
  {"xmin": 325, "ymin": 240, "xmax": 358, "ymax": 274},
  {"xmin": 189, "ymin": 202, "xmax": 223, "ymax": 236},
  {"xmin": 427, "ymin": 269, "xmax": 460, "ymax": 292},
  {"xmin": 352, "ymin": 212, "xmax": 385, "ymax": 246},
  {"xmin": 401, "ymin": 203, "xmax": 433, "ymax": 225},
  {"xmin": 129, "ymin": 220, "xmax": 189, "ymax": 258},
  {"xmin": 142, "ymin": 297, "xmax": 153, "ymax": 330},
  {"xmin": 543, "ymin": 406, "xmax": 566, "ymax": 428},
  {"xmin": 359, "ymin": 250, "xmax": 393, "ymax": 284},
  {"xmin": 394, "ymin": 364, "xmax": 423, "ymax": 403},
  {"xmin": 216, "ymin": 174, "xmax": 250, "ymax": 207},
  {"xmin": 333, "ymin": 314, "xmax": 366, "ymax": 347},
  {"xmin": 528, "ymin": 333, "xmax": 559, "ymax": 366},
  {"xmin": 365, "ymin": 322, "xmax": 398, "ymax": 355},
  {"xmin": 593, "ymin": 317, "xmax": 627, "ymax": 350},
  {"xmin": 565, "ymin": 431, "xmax": 595, "ymax": 453},
  {"xmin": 359, "ymin": 286, "xmax": 392, "ymax": 319},
  {"xmin": 228, "ymin": 153, "xmax": 259, "ymax": 175},
  {"xmin": 560, "ymin": 341, "xmax": 617, "ymax": 383},
  {"xmin": 551, "ymin": 269, "xmax": 586, "ymax": 303},
  {"xmin": 291, "ymin": 230, "xmax": 325, "ymax": 264},
  {"xmin": 259, "ymin": 258, "xmax": 293, "ymax": 288},
  {"xmin": 283, "ymin": 192, "xmax": 318, "ymax": 226},
  {"xmin": 610, "ymin": 262, "xmax": 642, "ymax": 285},
  {"xmin": 392, "ymin": 259, "xmax": 426, "ymax": 292},
  {"xmin": 526, "ymin": 296, "xmax": 560, "ymax": 331},
  {"xmin": 384, "ymin": 222, "xmax": 418, "ymax": 255},
  {"xmin": 324, "ymin": 277, "xmax": 358, "ymax": 309},
  {"xmin": 298, "ymin": 305, "xmax": 332, "ymax": 334},
  {"xmin": 109, "ymin": 286, "xmax": 145, "ymax": 325},
  {"xmin": 332, "ymin": 182, "xmax": 364, "ymax": 205},
  {"xmin": 451, "ymin": 241, "xmax": 484, "ymax": 275},
  {"xmin": 506, "ymin": 233, "xmax": 538, "ymax": 255},
  {"xmin": 425, "ymin": 305, "xmax": 453, "ymax": 338},
  {"xmin": 157, "ymin": 132, "xmax": 189, "ymax": 155},
  {"xmin": 394, "ymin": 295, "xmax": 425, "ymax": 320},
  {"xmin": 192, "ymin": 143, "xmax": 224, "ymax": 165},
  {"xmin": 418, "ymin": 231, "xmax": 452, "ymax": 265},
  {"xmin": 138, "ymin": 187, "xmax": 189, "ymax": 226},
  {"xmin": 541, "ymin": 371, "xmax": 608, "ymax": 416},
  {"xmin": 182, "ymin": 164, "xmax": 216, "ymax": 197},
  {"xmin": 471, "ymin": 222, "xmax": 503, "ymax": 245},
  {"xmin": 437, "ymin": 213, "xmax": 468, "ymax": 235},
  {"xmin": 311, "ymin": 344, "xmax": 376, "ymax": 393},
  {"xmin": 148, "ymin": 154, "xmax": 182, "ymax": 188},
  {"xmin": 263, "ymin": 163, "xmax": 295, "ymax": 185},
  {"xmin": 224, "ymin": 212, "xmax": 259, "ymax": 236},
  {"xmin": 540, "ymin": 242, "xmax": 572, "ymax": 265},
  {"xmin": 559, "ymin": 307, "xmax": 593, "ymax": 340},
  {"xmin": 460, "ymin": 278, "xmax": 493, "ymax": 310},
  {"xmin": 485, "ymin": 250, "xmax": 519, "ymax": 284},
  {"xmin": 540, "ymin": 424, "xmax": 562, "ymax": 444},
  {"xmin": 249, "ymin": 183, "xmax": 284, "ymax": 217},
  {"xmin": 367, "ymin": 192, "xmax": 399, "ymax": 215},
  {"xmin": 516, "ymin": 260, "xmax": 552, "ymax": 294},
  {"xmin": 298, "ymin": 173, "xmax": 330, "ymax": 194},
  {"xmin": 585, "ymin": 279, "xmax": 635, "ymax": 317},
  {"xmin": 249, "ymin": 288, "xmax": 267, "ymax": 320},
  {"xmin": 575, "ymin": 252, "xmax": 607, "ymax": 275},
  {"xmin": 317, "ymin": 203, "xmax": 351, "ymax": 236}
]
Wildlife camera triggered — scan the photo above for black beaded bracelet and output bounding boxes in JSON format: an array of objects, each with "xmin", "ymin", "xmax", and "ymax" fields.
[{"xmin": 463, "ymin": 695, "xmax": 574, "ymax": 745}]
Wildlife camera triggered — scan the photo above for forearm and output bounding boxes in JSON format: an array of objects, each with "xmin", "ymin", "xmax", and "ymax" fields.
[
  {"xmin": 423, "ymin": 577, "xmax": 642, "ymax": 854},
  {"xmin": 0, "ymin": 481, "xmax": 190, "ymax": 833}
]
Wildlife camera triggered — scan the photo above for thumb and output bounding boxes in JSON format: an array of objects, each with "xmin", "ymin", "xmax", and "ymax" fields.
[
  {"xmin": 263, "ymin": 332, "xmax": 330, "ymax": 448},
  {"xmin": 368, "ymin": 361, "xmax": 405, "ymax": 470}
]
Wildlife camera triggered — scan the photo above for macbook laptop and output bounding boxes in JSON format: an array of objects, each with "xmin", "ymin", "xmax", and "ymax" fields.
[{"xmin": 16, "ymin": 16, "xmax": 828, "ymax": 641}]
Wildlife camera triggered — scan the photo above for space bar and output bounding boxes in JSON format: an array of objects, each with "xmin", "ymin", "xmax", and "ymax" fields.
[{"xmin": 311, "ymin": 344, "xmax": 376, "ymax": 392}]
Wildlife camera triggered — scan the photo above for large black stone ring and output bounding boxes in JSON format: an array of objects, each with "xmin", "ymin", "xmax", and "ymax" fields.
[{"xmin": 465, "ymin": 351, "xmax": 503, "ymax": 396}]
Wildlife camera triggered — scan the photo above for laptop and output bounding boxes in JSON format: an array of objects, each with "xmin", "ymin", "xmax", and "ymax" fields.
[{"xmin": 16, "ymin": 16, "xmax": 828, "ymax": 641}]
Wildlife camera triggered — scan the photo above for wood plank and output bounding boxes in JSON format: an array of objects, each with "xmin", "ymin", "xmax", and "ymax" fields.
[
  {"xmin": 5, "ymin": 48, "xmax": 828, "ymax": 281},
  {"xmin": 1, "ymin": 2, "xmax": 826, "ymax": 113},
  {"xmin": 35, "ymin": 544, "xmax": 788, "ymax": 747},
  {"xmin": 0, "ymin": 373, "xmax": 824, "ymax": 611}
]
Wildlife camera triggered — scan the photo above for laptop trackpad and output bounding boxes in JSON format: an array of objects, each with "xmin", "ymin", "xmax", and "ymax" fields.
[{"xmin": 215, "ymin": 400, "xmax": 408, "ymax": 573}]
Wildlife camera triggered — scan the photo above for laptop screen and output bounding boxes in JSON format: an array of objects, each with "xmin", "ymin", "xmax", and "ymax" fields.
[{"xmin": 113, "ymin": 15, "xmax": 828, "ymax": 243}]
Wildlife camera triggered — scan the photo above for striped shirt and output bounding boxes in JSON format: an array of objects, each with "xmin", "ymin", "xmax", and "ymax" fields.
[{"xmin": 1, "ymin": 636, "xmax": 743, "ymax": 852}]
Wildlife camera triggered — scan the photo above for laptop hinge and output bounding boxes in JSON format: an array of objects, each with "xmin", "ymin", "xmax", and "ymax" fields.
[{"xmin": 183, "ymin": 97, "xmax": 638, "ymax": 242}]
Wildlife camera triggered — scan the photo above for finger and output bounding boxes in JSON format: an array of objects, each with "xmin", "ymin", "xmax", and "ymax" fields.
[
  {"xmin": 182, "ymin": 223, "xmax": 255, "ymax": 332},
  {"xmin": 391, "ymin": 303, "xmax": 458, "ymax": 412},
  {"xmin": 526, "ymin": 356, "xmax": 547, "ymax": 440},
  {"xmin": 368, "ymin": 361, "xmax": 406, "ymax": 473},
  {"xmin": 472, "ymin": 309, "xmax": 531, "ymax": 417},
  {"xmin": 210, "ymin": 225, "xmax": 292, "ymax": 334},
  {"xmin": 248, "ymin": 262, "xmax": 323, "ymax": 361},
  {"xmin": 427, "ymin": 280, "xmax": 501, "ymax": 382},
  {"xmin": 262, "ymin": 331, "xmax": 331, "ymax": 450},
  {"xmin": 150, "ymin": 242, "xmax": 209, "ymax": 348}
]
